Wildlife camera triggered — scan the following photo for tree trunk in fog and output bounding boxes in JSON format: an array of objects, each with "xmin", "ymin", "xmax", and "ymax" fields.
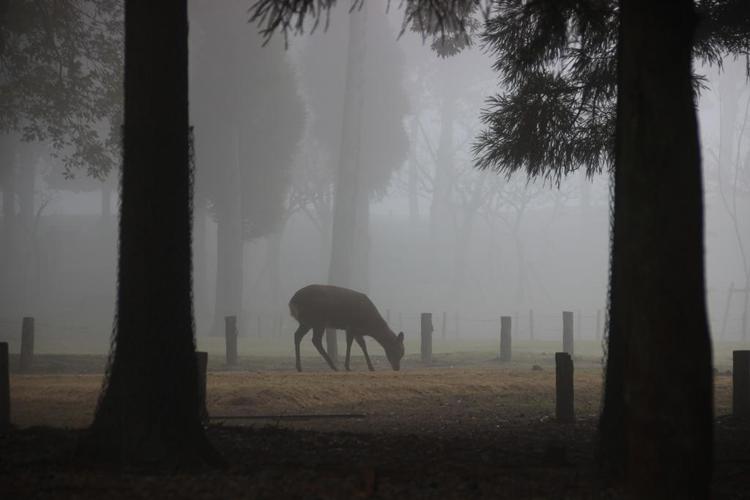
[
  {"xmin": 266, "ymin": 229, "xmax": 283, "ymax": 311},
  {"xmin": 213, "ymin": 135, "xmax": 243, "ymax": 336},
  {"xmin": 408, "ymin": 116, "xmax": 419, "ymax": 237},
  {"xmin": 17, "ymin": 144, "xmax": 35, "ymax": 312},
  {"xmin": 0, "ymin": 135, "xmax": 17, "ymax": 316},
  {"xmin": 326, "ymin": 5, "xmax": 368, "ymax": 359},
  {"xmin": 192, "ymin": 200, "xmax": 210, "ymax": 332},
  {"xmin": 429, "ymin": 87, "xmax": 455, "ymax": 249},
  {"xmin": 452, "ymin": 181, "xmax": 482, "ymax": 299},
  {"xmin": 352, "ymin": 188, "xmax": 370, "ymax": 292},
  {"xmin": 599, "ymin": 1, "xmax": 712, "ymax": 494},
  {"xmin": 81, "ymin": 1, "xmax": 214, "ymax": 465}
]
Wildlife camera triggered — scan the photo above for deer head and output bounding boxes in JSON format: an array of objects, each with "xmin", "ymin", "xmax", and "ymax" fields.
[{"xmin": 385, "ymin": 331, "xmax": 405, "ymax": 371}]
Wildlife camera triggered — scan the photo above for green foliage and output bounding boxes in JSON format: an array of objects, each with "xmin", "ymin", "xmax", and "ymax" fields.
[
  {"xmin": 475, "ymin": 0, "xmax": 750, "ymax": 182},
  {"xmin": 0, "ymin": 0, "xmax": 123, "ymax": 180}
]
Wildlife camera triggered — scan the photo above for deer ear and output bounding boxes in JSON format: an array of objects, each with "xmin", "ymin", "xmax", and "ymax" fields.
[{"xmin": 398, "ymin": 332, "xmax": 404, "ymax": 342}]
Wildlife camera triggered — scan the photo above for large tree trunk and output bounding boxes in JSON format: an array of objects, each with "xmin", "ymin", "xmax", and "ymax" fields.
[
  {"xmin": 81, "ymin": 1, "xmax": 214, "ymax": 465},
  {"xmin": 600, "ymin": 1, "xmax": 712, "ymax": 494},
  {"xmin": 326, "ymin": 4, "xmax": 367, "ymax": 361}
]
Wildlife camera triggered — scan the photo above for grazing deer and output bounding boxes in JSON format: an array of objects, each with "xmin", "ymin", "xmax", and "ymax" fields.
[{"xmin": 289, "ymin": 284, "xmax": 405, "ymax": 372}]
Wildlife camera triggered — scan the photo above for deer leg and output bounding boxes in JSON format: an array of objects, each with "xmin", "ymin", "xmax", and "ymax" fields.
[
  {"xmin": 294, "ymin": 325, "xmax": 311, "ymax": 372},
  {"xmin": 354, "ymin": 334, "xmax": 375, "ymax": 371},
  {"xmin": 312, "ymin": 327, "xmax": 338, "ymax": 371},
  {"xmin": 344, "ymin": 330, "xmax": 354, "ymax": 371}
]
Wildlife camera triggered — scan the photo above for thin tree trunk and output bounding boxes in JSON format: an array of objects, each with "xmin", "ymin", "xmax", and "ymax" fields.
[
  {"xmin": 600, "ymin": 1, "xmax": 712, "ymax": 494},
  {"xmin": 327, "ymin": 4, "xmax": 368, "ymax": 359},
  {"xmin": 408, "ymin": 116, "xmax": 419, "ymax": 236},
  {"xmin": 429, "ymin": 88, "xmax": 455, "ymax": 247},
  {"xmin": 81, "ymin": 1, "xmax": 214, "ymax": 465},
  {"xmin": 213, "ymin": 135, "xmax": 243, "ymax": 335}
]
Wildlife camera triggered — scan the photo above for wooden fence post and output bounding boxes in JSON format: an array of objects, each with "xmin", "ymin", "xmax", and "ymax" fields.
[
  {"xmin": 20, "ymin": 317, "xmax": 34, "ymax": 372},
  {"xmin": 562, "ymin": 311, "xmax": 574, "ymax": 356},
  {"xmin": 734, "ymin": 350, "xmax": 750, "ymax": 420},
  {"xmin": 529, "ymin": 309, "xmax": 534, "ymax": 341},
  {"xmin": 225, "ymin": 316, "xmax": 238, "ymax": 366},
  {"xmin": 196, "ymin": 351, "xmax": 208, "ymax": 424},
  {"xmin": 596, "ymin": 309, "xmax": 602, "ymax": 342},
  {"xmin": 0, "ymin": 342, "xmax": 9, "ymax": 433},
  {"xmin": 555, "ymin": 352, "xmax": 574, "ymax": 422},
  {"xmin": 500, "ymin": 316, "xmax": 512, "ymax": 362},
  {"xmin": 421, "ymin": 313, "xmax": 433, "ymax": 364}
]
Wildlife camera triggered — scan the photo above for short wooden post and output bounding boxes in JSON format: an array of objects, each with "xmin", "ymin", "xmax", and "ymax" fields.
[
  {"xmin": 20, "ymin": 317, "xmax": 34, "ymax": 372},
  {"xmin": 196, "ymin": 351, "xmax": 208, "ymax": 424},
  {"xmin": 441, "ymin": 312, "xmax": 447, "ymax": 341},
  {"xmin": 529, "ymin": 309, "xmax": 535, "ymax": 341},
  {"xmin": 555, "ymin": 352, "xmax": 574, "ymax": 422},
  {"xmin": 0, "ymin": 342, "xmax": 9, "ymax": 432},
  {"xmin": 596, "ymin": 309, "xmax": 602, "ymax": 341},
  {"xmin": 562, "ymin": 311, "xmax": 574, "ymax": 356},
  {"xmin": 225, "ymin": 316, "xmax": 238, "ymax": 366},
  {"xmin": 420, "ymin": 313, "xmax": 433, "ymax": 363},
  {"xmin": 500, "ymin": 316, "xmax": 512, "ymax": 362},
  {"xmin": 734, "ymin": 350, "xmax": 750, "ymax": 419}
]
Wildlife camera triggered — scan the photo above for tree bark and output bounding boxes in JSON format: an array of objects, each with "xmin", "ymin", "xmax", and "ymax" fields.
[
  {"xmin": 81, "ymin": 0, "xmax": 215, "ymax": 465},
  {"xmin": 599, "ymin": 1, "xmax": 712, "ymax": 495}
]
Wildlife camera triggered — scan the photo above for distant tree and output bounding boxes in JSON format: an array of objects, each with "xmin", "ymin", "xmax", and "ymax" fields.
[
  {"xmin": 299, "ymin": 3, "xmax": 409, "ymax": 294},
  {"xmin": 0, "ymin": 0, "xmax": 122, "ymax": 316},
  {"xmin": 0, "ymin": 0, "xmax": 123, "ymax": 179},
  {"xmin": 80, "ymin": 1, "xmax": 215, "ymax": 465},
  {"xmin": 191, "ymin": 0, "xmax": 305, "ymax": 334}
]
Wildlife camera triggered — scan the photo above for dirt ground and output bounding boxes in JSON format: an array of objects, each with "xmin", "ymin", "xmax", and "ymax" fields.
[{"xmin": 1, "ymin": 351, "xmax": 748, "ymax": 498}]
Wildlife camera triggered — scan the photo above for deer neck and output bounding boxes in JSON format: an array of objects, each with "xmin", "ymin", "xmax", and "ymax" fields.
[{"xmin": 367, "ymin": 325, "xmax": 397, "ymax": 350}]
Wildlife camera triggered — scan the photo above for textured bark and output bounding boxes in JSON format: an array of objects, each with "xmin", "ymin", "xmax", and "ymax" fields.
[
  {"xmin": 81, "ymin": 1, "xmax": 214, "ymax": 465},
  {"xmin": 600, "ymin": 1, "xmax": 712, "ymax": 494}
]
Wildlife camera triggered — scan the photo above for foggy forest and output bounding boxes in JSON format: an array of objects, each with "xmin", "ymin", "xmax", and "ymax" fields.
[{"xmin": 1, "ymin": 0, "xmax": 750, "ymax": 498}]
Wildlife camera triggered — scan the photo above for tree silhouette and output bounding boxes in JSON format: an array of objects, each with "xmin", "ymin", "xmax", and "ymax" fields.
[{"xmin": 79, "ymin": 1, "xmax": 215, "ymax": 465}]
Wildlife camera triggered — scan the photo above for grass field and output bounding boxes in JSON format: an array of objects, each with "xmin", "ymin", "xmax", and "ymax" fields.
[{"xmin": 8, "ymin": 349, "xmax": 736, "ymax": 433}]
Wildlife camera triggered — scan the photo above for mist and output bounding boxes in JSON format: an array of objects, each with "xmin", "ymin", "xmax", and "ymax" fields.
[
  {"xmin": 1, "ymin": 3, "xmax": 746, "ymax": 352},
  {"xmin": 1, "ymin": 1, "xmax": 749, "ymax": 496}
]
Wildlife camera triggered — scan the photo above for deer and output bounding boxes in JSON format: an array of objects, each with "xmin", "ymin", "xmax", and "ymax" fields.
[{"xmin": 289, "ymin": 284, "xmax": 405, "ymax": 372}]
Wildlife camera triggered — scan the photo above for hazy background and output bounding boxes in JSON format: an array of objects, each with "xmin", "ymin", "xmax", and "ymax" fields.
[{"xmin": 0, "ymin": 1, "xmax": 747, "ymax": 355}]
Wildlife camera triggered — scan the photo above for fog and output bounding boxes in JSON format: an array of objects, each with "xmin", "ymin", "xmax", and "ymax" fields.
[{"xmin": 0, "ymin": 1, "xmax": 748, "ymax": 355}]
